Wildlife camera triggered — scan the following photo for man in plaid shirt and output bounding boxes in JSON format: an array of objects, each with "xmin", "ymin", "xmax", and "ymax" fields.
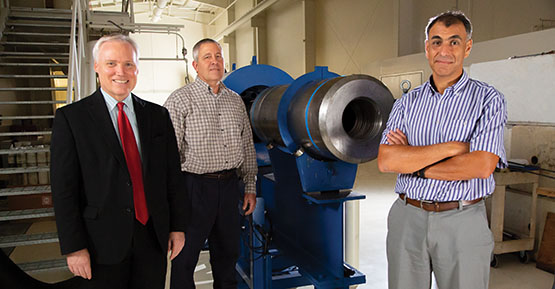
[{"xmin": 164, "ymin": 38, "xmax": 257, "ymax": 289}]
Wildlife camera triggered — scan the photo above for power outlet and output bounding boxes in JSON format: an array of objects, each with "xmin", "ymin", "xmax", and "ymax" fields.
[{"xmin": 41, "ymin": 195, "xmax": 52, "ymax": 206}]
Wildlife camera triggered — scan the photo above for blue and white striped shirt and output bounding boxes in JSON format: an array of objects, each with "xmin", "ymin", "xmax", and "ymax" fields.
[{"xmin": 380, "ymin": 71, "xmax": 507, "ymax": 201}]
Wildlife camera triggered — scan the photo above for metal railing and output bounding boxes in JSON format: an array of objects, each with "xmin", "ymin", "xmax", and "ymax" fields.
[{"xmin": 67, "ymin": 0, "xmax": 87, "ymax": 103}]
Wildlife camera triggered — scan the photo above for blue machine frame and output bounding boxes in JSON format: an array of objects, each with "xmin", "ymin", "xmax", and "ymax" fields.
[{"xmin": 224, "ymin": 64, "xmax": 366, "ymax": 289}]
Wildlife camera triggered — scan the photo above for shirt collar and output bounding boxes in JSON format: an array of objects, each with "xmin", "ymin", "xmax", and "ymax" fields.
[
  {"xmin": 426, "ymin": 70, "xmax": 469, "ymax": 95},
  {"xmin": 194, "ymin": 76, "xmax": 226, "ymax": 95},
  {"xmin": 100, "ymin": 88, "xmax": 133, "ymax": 110}
]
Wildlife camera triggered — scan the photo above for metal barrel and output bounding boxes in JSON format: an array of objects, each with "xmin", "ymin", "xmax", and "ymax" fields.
[
  {"xmin": 251, "ymin": 74, "xmax": 394, "ymax": 164},
  {"xmin": 250, "ymin": 85, "xmax": 289, "ymax": 147}
]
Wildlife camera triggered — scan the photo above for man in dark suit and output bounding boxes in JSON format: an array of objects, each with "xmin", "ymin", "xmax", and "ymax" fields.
[{"xmin": 50, "ymin": 34, "xmax": 185, "ymax": 289}]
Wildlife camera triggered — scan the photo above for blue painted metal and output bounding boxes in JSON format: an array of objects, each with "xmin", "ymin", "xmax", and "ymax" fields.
[
  {"xmin": 230, "ymin": 64, "xmax": 366, "ymax": 289},
  {"xmin": 303, "ymin": 78, "xmax": 334, "ymax": 152},
  {"xmin": 276, "ymin": 66, "xmax": 338, "ymax": 154},
  {"xmin": 303, "ymin": 190, "xmax": 366, "ymax": 205},
  {"xmin": 266, "ymin": 148, "xmax": 365, "ymax": 288},
  {"xmin": 222, "ymin": 64, "xmax": 293, "ymax": 96},
  {"xmin": 295, "ymin": 153, "xmax": 358, "ymax": 192},
  {"xmin": 254, "ymin": 143, "xmax": 271, "ymax": 166}
]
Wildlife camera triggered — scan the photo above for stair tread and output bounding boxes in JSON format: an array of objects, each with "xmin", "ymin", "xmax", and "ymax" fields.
[
  {"xmin": 5, "ymin": 21, "xmax": 73, "ymax": 28},
  {"xmin": 0, "ymin": 232, "xmax": 58, "ymax": 248},
  {"xmin": 0, "ymin": 166, "xmax": 50, "ymax": 174},
  {"xmin": 0, "ymin": 74, "xmax": 66, "ymax": 78},
  {"xmin": 3, "ymin": 31, "xmax": 71, "ymax": 37},
  {"xmin": 0, "ymin": 207, "xmax": 55, "ymax": 221},
  {"xmin": 9, "ymin": 12, "xmax": 72, "ymax": 21},
  {"xmin": 0, "ymin": 87, "xmax": 67, "ymax": 91},
  {"xmin": 18, "ymin": 258, "xmax": 67, "ymax": 273},
  {"xmin": 0, "ymin": 185, "xmax": 51, "ymax": 196},
  {"xmin": 9, "ymin": 7, "xmax": 72, "ymax": 13},
  {"xmin": 0, "ymin": 63, "xmax": 67, "ymax": 66},
  {"xmin": 0, "ymin": 131, "xmax": 52, "ymax": 137},
  {"xmin": 0, "ymin": 115, "xmax": 55, "ymax": 120},
  {"xmin": 0, "ymin": 100, "xmax": 66, "ymax": 104},
  {"xmin": 0, "ymin": 147, "xmax": 50, "ymax": 154},
  {"xmin": 0, "ymin": 52, "xmax": 69, "ymax": 56},
  {"xmin": 0, "ymin": 41, "xmax": 69, "ymax": 45}
]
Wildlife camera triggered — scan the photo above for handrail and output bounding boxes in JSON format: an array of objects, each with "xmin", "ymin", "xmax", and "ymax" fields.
[
  {"xmin": 133, "ymin": 30, "xmax": 190, "ymax": 84},
  {"xmin": 66, "ymin": 1, "xmax": 77, "ymax": 103},
  {"xmin": 67, "ymin": 0, "xmax": 87, "ymax": 103}
]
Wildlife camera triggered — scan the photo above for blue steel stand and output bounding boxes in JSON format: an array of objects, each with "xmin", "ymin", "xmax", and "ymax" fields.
[{"xmin": 226, "ymin": 64, "xmax": 366, "ymax": 289}]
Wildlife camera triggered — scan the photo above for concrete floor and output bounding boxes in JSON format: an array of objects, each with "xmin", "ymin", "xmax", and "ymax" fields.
[
  {"xmin": 353, "ymin": 160, "xmax": 554, "ymax": 289},
  {"xmin": 187, "ymin": 160, "xmax": 554, "ymax": 289},
  {"xmin": 6, "ymin": 160, "xmax": 555, "ymax": 288}
]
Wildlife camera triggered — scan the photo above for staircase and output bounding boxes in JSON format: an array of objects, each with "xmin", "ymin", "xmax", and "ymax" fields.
[{"xmin": 0, "ymin": 6, "xmax": 73, "ymax": 275}]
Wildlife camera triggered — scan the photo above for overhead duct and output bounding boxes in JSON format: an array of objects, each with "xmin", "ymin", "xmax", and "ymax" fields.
[{"xmin": 152, "ymin": 0, "xmax": 169, "ymax": 22}]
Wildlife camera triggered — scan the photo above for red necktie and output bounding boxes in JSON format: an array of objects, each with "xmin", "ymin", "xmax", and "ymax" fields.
[{"xmin": 117, "ymin": 102, "xmax": 149, "ymax": 225}]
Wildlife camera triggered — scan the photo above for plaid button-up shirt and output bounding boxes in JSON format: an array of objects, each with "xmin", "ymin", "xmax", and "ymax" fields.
[{"xmin": 164, "ymin": 77, "xmax": 257, "ymax": 194}]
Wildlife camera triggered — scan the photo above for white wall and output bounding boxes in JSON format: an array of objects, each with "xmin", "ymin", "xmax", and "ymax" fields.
[
  {"xmin": 266, "ymin": 0, "xmax": 304, "ymax": 77},
  {"xmin": 370, "ymin": 28, "xmax": 555, "ymax": 98},
  {"xmin": 130, "ymin": 15, "xmax": 206, "ymax": 105},
  {"xmin": 398, "ymin": 0, "xmax": 555, "ymax": 55}
]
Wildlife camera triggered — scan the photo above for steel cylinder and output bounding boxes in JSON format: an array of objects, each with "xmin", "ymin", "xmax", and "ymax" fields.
[
  {"xmin": 251, "ymin": 74, "xmax": 394, "ymax": 164},
  {"xmin": 250, "ymin": 85, "xmax": 289, "ymax": 147}
]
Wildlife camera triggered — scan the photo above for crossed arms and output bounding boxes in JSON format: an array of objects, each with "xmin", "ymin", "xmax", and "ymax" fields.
[{"xmin": 377, "ymin": 129, "xmax": 499, "ymax": 181}]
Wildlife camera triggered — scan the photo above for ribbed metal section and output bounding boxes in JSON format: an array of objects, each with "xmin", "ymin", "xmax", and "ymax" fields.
[
  {"xmin": 18, "ymin": 258, "xmax": 68, "ymax": 273},
  {"xmin": 0, "ymin": 75, "xmax": 67, "ymax": 78},
  {"xmin": 0, "ymin": 63, "xmax": 67, "ymax": 67},
  {"xmin": 0, "ymin": 208, "xmax": 55, "ymax": 221},
  {"xmin": 0, "ymin": 185, "xmax": 51, "ymax": 196},
  {"xmin": 0, "ymin": 100, "xmax": 66, "ymax": 105},
  {"xmin": 0, "ymin": 115, "xmax": 54, "ymax": 120},
  {"xmin": 0, "ymin": 166, "xmax": 50, "ymax": 174},
  {"xmin": 0, "ymin": 87, "xmax": 66, "ymax": 91},
  {"xmin": 0, "ymin": 131, "xmax": 52, "ymax": 137},
  {"xmin": 0, "ymin": 232, "xmax": 59, "ymax": 248}
]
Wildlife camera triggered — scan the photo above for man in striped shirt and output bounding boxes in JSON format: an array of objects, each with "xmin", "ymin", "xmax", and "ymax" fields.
[
  {"xmin": 378, "ymin": 11, "xmax": 507, "ymax": 289},
  {"xmin": 164, "ymin": 38, "xmax": 257, "ymax": 289}
]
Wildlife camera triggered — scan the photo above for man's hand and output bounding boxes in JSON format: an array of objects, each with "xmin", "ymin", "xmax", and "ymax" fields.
[
  {"xmin": 168, "ymin": 231, "xmax": 185, "ymax": 260},
  {"xmin": 386, "ymin": 129, "xmax": 408, "ymax": 145},
  {"xmin": 243, "ymin": 193, "xmax": 257, "ymax": 216},
  {"xmin": 66, "ymin": 248, "xmax": 91, "ymax": 280}
]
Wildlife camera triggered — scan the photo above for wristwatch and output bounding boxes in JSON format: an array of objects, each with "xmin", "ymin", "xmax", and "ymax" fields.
[{"xmin": 413, "ymin": 167, "xmax": 427, "ymax": 179}]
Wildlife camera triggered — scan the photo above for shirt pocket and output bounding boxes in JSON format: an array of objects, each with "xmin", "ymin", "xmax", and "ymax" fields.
[
  {"xmin": 223, "ymin": 112, "xmax": 244, "ymax": 139},
  {"xmin": 444, "ymin": 119, "xmax": 474, "ymax": 142}
]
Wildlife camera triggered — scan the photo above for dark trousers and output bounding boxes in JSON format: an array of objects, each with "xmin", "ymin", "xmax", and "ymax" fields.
[
  {"xmin": 171, "ymin": 172, "xmax": 241, "ymax": 289},
  {"xmin": 83, "ymin": 219, "xmax": 166, "ymax": 289}
]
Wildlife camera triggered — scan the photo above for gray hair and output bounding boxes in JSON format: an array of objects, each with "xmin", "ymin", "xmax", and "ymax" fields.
[
  {"xmin": 192, "ymin": 38, "xmax": 222, "ymax": 62},
  {"xmin": 92, "ymin": 34, "xmax": 140, "ymax": 63},
  {"xmin": 425, "ymin": 10, "xmax": 473, "ymax": 41}
]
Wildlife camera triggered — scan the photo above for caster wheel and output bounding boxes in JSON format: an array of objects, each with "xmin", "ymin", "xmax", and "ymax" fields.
[
  {"xmin": 519, "ymin": 251, "xmax": 531, "ymax": 264},
  {"xmin": 490, "ymin": 254, "xmax": 499, "ymax": 268}
]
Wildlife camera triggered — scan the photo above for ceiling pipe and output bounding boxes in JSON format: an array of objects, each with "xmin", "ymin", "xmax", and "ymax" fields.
[
  {"xmin": 212, "ymin": 0, "xmax": 281, "ymax": 41},
  {"xmin": 152, "ymin": 0, "xmax": 170, "ymax": 22}
]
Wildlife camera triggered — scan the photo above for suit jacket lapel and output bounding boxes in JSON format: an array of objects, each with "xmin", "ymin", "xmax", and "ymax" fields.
[
  {"xmin": 132, "ymin": 94, "xmax": 150, "ymax": 174},
  {"xmin": 87, "ymin": 90, "xmax": 127, "ymax": 168}
]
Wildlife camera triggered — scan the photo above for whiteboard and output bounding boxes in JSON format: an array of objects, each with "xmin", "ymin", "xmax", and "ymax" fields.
[{"xmin": 469, "ymin": 54, "xmax": 555, "ymax": 124}]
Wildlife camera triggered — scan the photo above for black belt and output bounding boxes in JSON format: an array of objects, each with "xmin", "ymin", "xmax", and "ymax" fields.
[{"xmin": 198, "ymin": 169, "xmax": 237, "ymax": 179}]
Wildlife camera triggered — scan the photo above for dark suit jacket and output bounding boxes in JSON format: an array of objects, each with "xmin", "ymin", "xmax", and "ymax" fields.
[{"xmin": 50, "ymin": 90, "xmax": 186, "ymax": 264}]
